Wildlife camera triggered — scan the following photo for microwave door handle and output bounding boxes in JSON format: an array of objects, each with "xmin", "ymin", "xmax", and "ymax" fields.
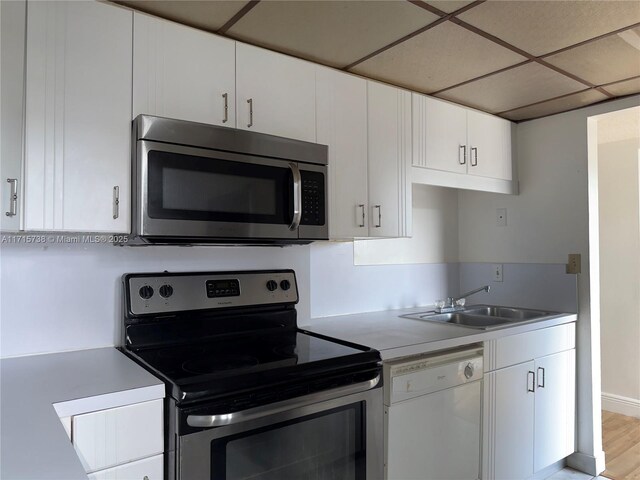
[{"xmin": 288, "ymin": 163, "xmax": 302, "ymax": 231}]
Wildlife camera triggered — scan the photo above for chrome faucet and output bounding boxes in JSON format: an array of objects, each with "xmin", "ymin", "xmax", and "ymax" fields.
[{"xmin": 437, "ymin": 285, "xmax": 491, "ymax": 313}]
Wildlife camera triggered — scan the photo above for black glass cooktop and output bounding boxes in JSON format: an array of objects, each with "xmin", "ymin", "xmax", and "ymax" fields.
[{"xmin": 127, "ymin": 329, "xmax": 380, "ymax": 404}]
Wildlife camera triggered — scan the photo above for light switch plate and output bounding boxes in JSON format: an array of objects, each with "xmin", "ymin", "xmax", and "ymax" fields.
[
  {"xmin": 566, "ymin": 254, "xmax": 581, "ymax": 274},
  {"xmin": 493, "ymin": 264, "xmax": 503, "ymax": 282}
]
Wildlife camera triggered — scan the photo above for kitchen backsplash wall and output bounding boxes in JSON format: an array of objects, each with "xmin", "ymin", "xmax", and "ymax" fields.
[
  {"xmin": 1, "ymin": 240, "xmax": 578, "ymax": 358},
  {"xmin": 311, "ymin": 242, "xmax": 459, "ymax": 317},
  {"xmin": 459, "ymin": 263, "xmax": 578, "ymax": 313},
  {"xmin": 0, "ymin": 243, "xmax": 312, "ymax": 358}
]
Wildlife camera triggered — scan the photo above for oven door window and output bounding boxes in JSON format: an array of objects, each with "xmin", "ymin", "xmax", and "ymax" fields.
[
  {"xmin": 210, "ymin": 403, "xmax": 365, "ymax": 480},
  {"xmin": 147, "ymin": 150, "xmax": 293, "ymax": 225}
]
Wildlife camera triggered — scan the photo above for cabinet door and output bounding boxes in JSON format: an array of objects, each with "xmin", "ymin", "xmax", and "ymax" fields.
[
  {"xmin": 24, "ymin": 1, "xmax": 132, "ymax": 232},
  {"xmin": 87, "ymin": 454, "xmax": 163, "ymax": 480},
  {"xmin": 534, "ymin": 349, "xmax": 576, "ymax": 471},
  {"xmin": 467, "ymin": 110, "xmax": 512, "ymax": 181},
  {"xmin": 133, "ymin": 13, "xmax": 236, "ymax": 127},
  {"xmin": 412, "ymin": 93, "xmax": 467, "ymax": 174},
  {"xmin": 236, "ymin": 43, "xmax": 316, "ymax": 143},
  {"xmin": 316, "ymin": 67, "xmax": 368, "ymax": 239},
  {"xmin": 72, "ymin": 399, "xmax": 163, "ymax": 473},
  {"xmin": 367, "ymin": 81, "xmax": 411, "ymax": 238},
  {"xmin": 484, "ymin": 361, "xmax": 535, "ymax": 480},
  {"xmin": 0, "ymin": 0, "xmax": 26, "ymax": 232}
]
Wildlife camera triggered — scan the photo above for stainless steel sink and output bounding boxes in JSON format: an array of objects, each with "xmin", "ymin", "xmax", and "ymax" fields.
[{"xmin": 401, "ymin": 305, "xmax": 561, "ymax": 330}]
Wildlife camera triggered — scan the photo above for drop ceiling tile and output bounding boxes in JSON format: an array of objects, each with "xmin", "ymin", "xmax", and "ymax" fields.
[
  {"xmin": 114, "ymin": 0, "xmax": 246, "ymax": 32},
  {"xmin": 604, "ymin": 76, "xmax": 640, "ymax": 97},
  {"xmin": 544, "ymin": 27, "xmax": 640, "ymax": 86},
  {"xmin": 226, "ymin": 1, "xmax": 439, "ymax": 68},
  {"xmin": 424, "ymin": 1, "xmax": 476, "ymax": 14},
  {"xmin": 436, "ymin": 62, "xmax": 587, "ymax": 113},
  {"xmin": 597, "ymin": 107, "xmax": 640, "ymax": 143},
  {"xmin": 500, "ymin": 89, "xmax": 608, "ymax": 122},
  {"xmin": 350, "ymin": 21, "xmax": 526, "ymax": 93},
  {"xmin": 457, "ymin": 1, "xmax": 640, "ymax": 56}
]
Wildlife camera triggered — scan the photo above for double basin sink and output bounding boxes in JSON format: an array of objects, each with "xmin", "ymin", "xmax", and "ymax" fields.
[{"xmin": 401, "ymin": 305, "xmax": 562, "ymax": 330}]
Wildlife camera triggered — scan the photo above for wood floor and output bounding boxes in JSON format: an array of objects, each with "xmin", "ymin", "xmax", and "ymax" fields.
[{"xmin": 602, "ymin": 410, "xmax": 640, "ymax": 479}]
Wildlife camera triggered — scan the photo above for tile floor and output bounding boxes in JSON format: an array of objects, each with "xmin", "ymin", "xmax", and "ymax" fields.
[{"xmin": 547, "ymin": 468, "xmax": 609, "ymax": 480}]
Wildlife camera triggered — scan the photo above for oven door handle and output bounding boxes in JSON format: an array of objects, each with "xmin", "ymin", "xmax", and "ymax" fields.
[
  {"xmin": 187, "ymin": 374, "xmax": 381, "ymax": 428},
  {"xmin": 288, "ymin": 162, "xmax": 302, "ymax": 231}
]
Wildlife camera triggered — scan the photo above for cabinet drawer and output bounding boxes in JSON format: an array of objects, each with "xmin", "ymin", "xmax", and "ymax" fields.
[
  {"xmin": 487, "ymin": 323, "xmax": 575, "ymax": 371},
  {"xmin": 87, "ymin": 454, "xmax": 163, "ymax": 480},
  {"xmin": 73, "ymin": 399, "xmax": 163, "ymax": 473}
]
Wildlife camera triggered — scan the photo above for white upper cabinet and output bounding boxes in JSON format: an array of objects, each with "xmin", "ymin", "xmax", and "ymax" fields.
[
  {"xmin": 24, "ymin": 0, "xmax": 132, "ymax": 233},
  {"xmin": 0, "ymin": 0, "xmax": 26, "ymax": 232},
  {"xmin": 467, "ymin": 110, "xmax": 512, "ymax": 180},
  {"xmin": 367, "ymin": 81, "xmax": 412, "ymax": 238},
  {"xmin": 412, "ymin": 95, "xmax": 467, "ymax": 175},
  {"xmin": 236, "ymin": 43, "xmax": 316, "ymax": 143},
  {"xmin": 412, "ymin": 93, "xmax": 514, "ymax": 192},
  {"xmin": 133, "ymin": 13, "xmax": 236, "ymax": 127},
  {"xmin": 316, "ymin": 67, "xmax": 368, "ymax": 239}
]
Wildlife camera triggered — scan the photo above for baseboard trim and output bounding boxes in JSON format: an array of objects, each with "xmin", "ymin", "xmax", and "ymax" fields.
[
  {"xmin": 567, "ymin": 451, "xmax": 606, "ymax": 476},
  {"xmin": 602, "ymin": 392, "xmax": 640, "ymax": 418}
]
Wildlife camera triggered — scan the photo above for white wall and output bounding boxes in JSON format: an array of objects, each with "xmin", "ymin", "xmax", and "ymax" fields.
[
  {"xmin": 598, "ymin": 135, "xmax": 640, "ymax": 417},
  {"xmin": 458, "ymin": 94, "xmax": 640, "ymax": 474},
  {"xmin": 0, "ymin": 243, "xmax": 311, "ymax": 358}
]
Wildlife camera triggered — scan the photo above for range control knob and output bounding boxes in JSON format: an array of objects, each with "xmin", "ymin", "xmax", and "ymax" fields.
[
  {"xmin": 464, "ymin": 363, "xmax": 474, "ymax": 379},
  {"xmin": 159, "ymin": 284, "xmax": 174, "ymax": 298},
  {"xmin": 139, "ymin": 285, "xmax": 154, "ymax": 300},
  {"xmin": 266, "ymin": 280, "xmax": 278, "ymax": 292},
  {"xmin": 280, "ymin": 279, "xmax": 291, "ymax": 291}
]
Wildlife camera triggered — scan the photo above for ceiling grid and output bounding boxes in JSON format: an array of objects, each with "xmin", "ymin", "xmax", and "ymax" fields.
[{"xmin": 115, "ymin": 0, "xmax": 640, "ymax": 121}]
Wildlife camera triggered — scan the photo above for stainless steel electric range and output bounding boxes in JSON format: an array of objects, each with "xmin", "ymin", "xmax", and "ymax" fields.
[{"xmin": 119, "ymin": 270, "xmax": 383, "ymax": 480}]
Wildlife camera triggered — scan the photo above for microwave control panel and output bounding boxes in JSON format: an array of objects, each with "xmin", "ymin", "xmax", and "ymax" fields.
[{"xmin": 301, "ymin": 171, "xmax": 325, "ymax": 226}]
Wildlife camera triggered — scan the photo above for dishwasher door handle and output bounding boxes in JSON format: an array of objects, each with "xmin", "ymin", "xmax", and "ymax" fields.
[{"xmin": 187, "ymin": 374, "xmax": 381, "ymax": 428}]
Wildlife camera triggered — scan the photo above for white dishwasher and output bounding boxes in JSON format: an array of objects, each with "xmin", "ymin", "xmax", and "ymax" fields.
[{"xmin": 384, "ymin": 345, "xmax": 483, "ymax": 480}]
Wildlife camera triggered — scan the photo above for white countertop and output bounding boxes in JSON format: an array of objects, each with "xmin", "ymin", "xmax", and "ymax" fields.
[
  {"xmin": 0, "ymin": 347, "xmax": 164, "ymax": 480},
  {"xmin": 301, "ymin": 306, "xmax": 577, "ymax": 360}
]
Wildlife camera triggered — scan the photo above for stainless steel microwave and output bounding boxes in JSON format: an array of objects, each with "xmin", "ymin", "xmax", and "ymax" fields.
[{"xmin": 129, "ymin": 115, "xmax": 328, "ymax": 245}]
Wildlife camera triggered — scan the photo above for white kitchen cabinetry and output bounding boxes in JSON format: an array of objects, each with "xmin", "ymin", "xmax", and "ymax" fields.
[
  {"xmin": 133, "ymin": 12, "xmax": 236, "ymax": 127},
  {"xmin": 483, "ymin": 324, "xmax": 576, "ymax": 479},
  {"xmin": 412, "ymin": 93, "xmax": 514, "ymax": 193},
  {"xmin": 71, "ymin": 399, "xmax": 163, "ymax": 474},
  {"xmin": 24, "ymin": 0, "xmax": 132, "ymax": 232},
  {"xmin": 367, "ymin": 81, "xmax": 412, "ymax": 238},
  {"xmin": 316, "ymin": 67, "xmax": 369, "ymax": 239},
  {"xmin": 0, "ymin": 0, "xmax": 26, "ymax": 232},
  {"xmin": 236, "ymin": 43, "xmax": 316, "ymax": 143},
  {"xmin": 87, "ymin": 455, "xmax": 163, "ymax": 480}
]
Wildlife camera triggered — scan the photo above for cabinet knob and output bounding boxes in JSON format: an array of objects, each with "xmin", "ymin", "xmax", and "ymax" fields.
[
  {"xmin": 464, "ymin": 363, "xmax": 474, "ymax": 379},
  {"xmin": 247, "ymin": 98, "xmax": 253, "ymax": 128},
  {"xmin": 222, "ymin": 93, "xmax": 229, "ymax": 123}
]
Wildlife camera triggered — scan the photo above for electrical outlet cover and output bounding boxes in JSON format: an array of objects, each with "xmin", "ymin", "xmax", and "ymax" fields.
[{"xmin": 493, "ymin": 264, "xmax": 503, "ymax": 282}]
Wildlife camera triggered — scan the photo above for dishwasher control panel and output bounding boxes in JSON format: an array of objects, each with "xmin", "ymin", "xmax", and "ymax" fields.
[{"xmin": 384, "ymin": 345, "xmax": 483, "ymax": 405}]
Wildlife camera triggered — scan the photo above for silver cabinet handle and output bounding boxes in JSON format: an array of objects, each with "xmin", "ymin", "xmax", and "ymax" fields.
[
  {"xmin": 187, "ymin": 374, "xmax": 380, "ymax": 428},
  {"xmin": 537, "ymin": 367, "xmax": 545, "ymax": 388},
  {"xmin": 470, "ymin": 147, "xmax": 478, "ymax": 166},
  {"xmin": 112, "ymin": 186, "xmax": 120, "ymax": 219},
  {"xmin": 459, "ymin": 145, "xmax": 467, "ymax": 165},
  {"xmin": 374, "ymin": 205, "xmax": 381, "ymax": 228},
  {"xmin": 5, "ymin": 178, "xmax": 18, "ymax": 217},
  {"xmin": 288, "ymin": 163, "xmax": 301, "ymax": 231},
  {"xmin": 358, "ymin": 204, "xmax": 365, "ymax": 228},
  {"xmin": 527, "ymin": 371, "xmax": 535, "ymax": 393},
  {"xmin": 247, "ymin": 98, "xmax": 253, "ymax": 128},
  {"xmin": 222, "ymin": 93, "xmax": 228, "ymax": 123}
]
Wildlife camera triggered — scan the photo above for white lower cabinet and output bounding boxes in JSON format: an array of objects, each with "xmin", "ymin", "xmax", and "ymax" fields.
[
  {"xmin": 483, "ymin": 324, "xmax": 576, "ymax": 479},
  {"xmin": 87, "ymin": 454, "xmax": 163, "ymax": 480},
  {"xmin": 72, "ymin": 399, "xmax": 163, "ymax": 474}
]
